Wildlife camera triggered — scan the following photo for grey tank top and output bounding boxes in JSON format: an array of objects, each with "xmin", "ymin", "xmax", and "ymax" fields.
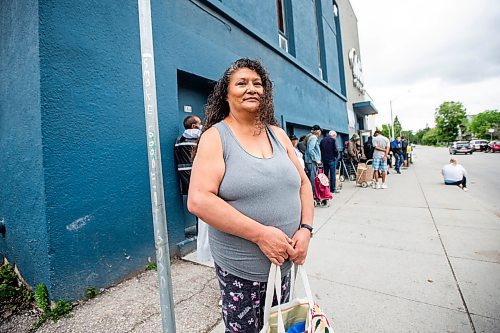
[{"xmin": 209, "ymin": 121, "xmax": 302, "ymax": 282}]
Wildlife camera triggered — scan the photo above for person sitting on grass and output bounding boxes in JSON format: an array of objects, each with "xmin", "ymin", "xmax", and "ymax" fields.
[{"xmin": 441, "ymin": 158, "xmax": 469, "ymax": 192}]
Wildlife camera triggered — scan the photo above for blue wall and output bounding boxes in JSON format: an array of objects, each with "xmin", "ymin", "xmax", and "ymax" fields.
[
  {"xmin": 1, "ymin": 0, "xmax": 348, "ymax": 300},
  {"xmin": 37, "ymin": 1, "xmax": 159, "ymax": 299},
  {"xmin": 0, "ymin": 0, "xmax": 51, "ymax": 290}
]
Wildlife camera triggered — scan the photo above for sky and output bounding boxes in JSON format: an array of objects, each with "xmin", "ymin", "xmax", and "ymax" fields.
[{"xmin": 348, "ymin": 0, "xmax": 500, "ymax": 132}]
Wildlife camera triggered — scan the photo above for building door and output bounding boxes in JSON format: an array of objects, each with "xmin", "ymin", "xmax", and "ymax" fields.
[{"xmin": 176, "ymin": 71, "xmax": 214, "ymax": 237}]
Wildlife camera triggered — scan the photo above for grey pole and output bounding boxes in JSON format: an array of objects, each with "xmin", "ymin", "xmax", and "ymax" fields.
[
  {"xmin": 390, "ymin": 99, "xmax": 394, "ymax": 140},
  {"xmin": 137, "ymin": 1, "xmax": 176, "ymax": 332}
]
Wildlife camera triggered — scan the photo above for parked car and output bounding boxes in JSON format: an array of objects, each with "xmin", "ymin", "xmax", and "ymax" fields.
[
  {"xmin": 449, "ymin": 141, "xmax": 473, "ymax": 155},
  {"xmin": 469, "ymin": 139, "xmax": 489, "ymax": 151},
  {"xmin": 486, "ymin": 140, "xmax": 500, "ymax": 153}
]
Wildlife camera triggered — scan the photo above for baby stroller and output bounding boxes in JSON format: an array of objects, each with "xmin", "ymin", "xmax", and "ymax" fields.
[{"xmin": 314, "ymin": 167, "xmax": 333, "ymax": 207}]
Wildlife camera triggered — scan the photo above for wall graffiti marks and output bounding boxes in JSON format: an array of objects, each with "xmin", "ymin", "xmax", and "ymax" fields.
[{"xmin": 66, "ymin": 214, "xmax": 93, "ymax": 232}]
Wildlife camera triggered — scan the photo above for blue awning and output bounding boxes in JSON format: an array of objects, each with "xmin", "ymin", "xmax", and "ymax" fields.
[{"xmin": 353, "ymin": 101, "xmax": 378, "ymax": 116}]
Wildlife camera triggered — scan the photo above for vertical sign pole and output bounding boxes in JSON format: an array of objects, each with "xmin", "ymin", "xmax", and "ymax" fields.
[{"xmin": 137, "ymin": 1, "xmax": 176, "ymax": 332}]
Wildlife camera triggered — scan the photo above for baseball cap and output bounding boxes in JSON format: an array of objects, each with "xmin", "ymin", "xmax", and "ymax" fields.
[{"xmin": 311, "ymin": 125, "xmax": 321, "ymax": 131}]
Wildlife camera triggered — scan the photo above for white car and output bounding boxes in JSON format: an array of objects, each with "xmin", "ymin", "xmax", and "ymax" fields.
[{"xmin": 469, "ymin": 139, "xmax": 489, "ymax": 151}]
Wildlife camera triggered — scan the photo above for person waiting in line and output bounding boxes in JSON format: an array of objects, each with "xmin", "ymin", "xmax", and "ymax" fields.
[
  {"xmin": 304, "ymin": 125, "xmax": 323, "ymax": 205},
  {"xmin": 319, "ymin": 130, "xmax": 339, "ymax": 193},
  {"xmin": 290, "ymin": 135, "xmax": 305, "ymax": 170},
  {"xmin": 297, "ymin": 135, "xmax": 307, "ymax": 155},
  {"xmin": 391, "ymin": 136, "xmax": 404, "ymax": 174},
  {"xmin": 363, "ymin": 135, "xmax": 374, "ymax": 160},
  {"xmin": 372, "ymin": 130, "xmax": 390, "ymax": 189},
  {"xmin": 401, "ymin": 136, "xmax": 409, "ymax": 167},
  {"xmin": 348, "ymin": 133, "xmax": 362, "ymax": 163},
  {"xmin": 441, "ymin": 158, "xmax": 469, "ymax": 192},
  {"xmin": 188, "ymin": 58, "xmax": 314, "ymax": 332}
]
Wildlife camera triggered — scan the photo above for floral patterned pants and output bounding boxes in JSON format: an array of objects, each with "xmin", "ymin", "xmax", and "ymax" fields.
[{"xmin": 215, "ymin": 263, "xmax": 291, "ymax": 333}]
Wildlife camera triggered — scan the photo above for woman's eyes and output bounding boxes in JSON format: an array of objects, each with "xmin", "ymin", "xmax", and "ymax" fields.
[{"xmin": 236, "ymin": 81, "xmax": 262, "ymax": 86}]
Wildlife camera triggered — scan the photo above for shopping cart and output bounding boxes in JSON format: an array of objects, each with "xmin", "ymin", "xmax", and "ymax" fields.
[{"xmin": 355, "ymin": 160, "xmax": 373, "ymax": 188}]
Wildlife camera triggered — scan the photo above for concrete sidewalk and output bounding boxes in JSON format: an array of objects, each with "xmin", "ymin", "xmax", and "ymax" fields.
[{"xmin": 31, "ymin": 147, "xmax": 499, "ymax": 332}]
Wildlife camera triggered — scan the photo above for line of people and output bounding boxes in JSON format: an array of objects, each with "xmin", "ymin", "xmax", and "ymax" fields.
[{"xmin": 289, "ymin": 125, "xmax": 339, "ymax": 207}]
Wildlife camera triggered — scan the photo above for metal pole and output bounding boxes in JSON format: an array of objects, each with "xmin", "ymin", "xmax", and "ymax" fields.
[
  {"xmin": 137, "ymin": 1, "xmax": 176, "ymax": 332},
  {"xmin": 390, "ymin": 100, "xmax": 394, "ymax": 139}
]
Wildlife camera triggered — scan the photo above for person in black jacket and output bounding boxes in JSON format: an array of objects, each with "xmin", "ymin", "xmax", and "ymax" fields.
[
  {"xmin": 174, "ymin": 115, "xmax": 202, "ymax": 195},
  {"xmin": 319, "ymin": 130, "xmax": 339, "ymax": 193}
]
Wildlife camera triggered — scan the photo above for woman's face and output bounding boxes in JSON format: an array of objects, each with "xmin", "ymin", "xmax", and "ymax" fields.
[{"xmin": 226, "ymin": 68, "xmax": 264, "ymax": 114}]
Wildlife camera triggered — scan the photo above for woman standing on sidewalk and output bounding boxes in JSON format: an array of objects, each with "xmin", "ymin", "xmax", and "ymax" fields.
[{"xmin": 188, "ymin": 58, "xmax": 314, "ymax": 332}]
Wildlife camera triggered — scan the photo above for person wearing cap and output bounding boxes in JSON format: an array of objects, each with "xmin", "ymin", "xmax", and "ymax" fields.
[
  {"xmin": 304, "ymin": 125, "xmax": 322, "ymax": 204},
  {"xmin": 372, "ymin": 130, "xmax": 390, "ymax": 189},
  {"xmin": 289, "ymin": 135, "xmax": 305, "ymax": 169},
  {"xmin": 348, "ymin": 133, "xmax": 362, "ymax": 162}
]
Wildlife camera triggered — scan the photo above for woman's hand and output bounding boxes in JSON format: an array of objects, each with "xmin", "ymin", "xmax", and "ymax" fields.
[
  {"xmin": 289, "ymin": 228, "xmax": 311, "ymax": 265},
  {"xmin": 256, "ymin": 226, "xmax": 297, "ymax": 266}
]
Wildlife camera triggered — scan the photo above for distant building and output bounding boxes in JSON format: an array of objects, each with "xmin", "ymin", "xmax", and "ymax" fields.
[
  {"xmin": 338, "ymin": 0, "xmax": 378, "ymax": 135},
  {"xmin": 1, "ymin": 0, "xmax": 349, "ymax": 299}
]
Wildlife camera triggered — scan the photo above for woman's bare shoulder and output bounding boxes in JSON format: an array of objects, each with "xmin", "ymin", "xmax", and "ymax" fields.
[{"xmin": 270, "ymin": 125, "xmax": 292, "ymax": 149}]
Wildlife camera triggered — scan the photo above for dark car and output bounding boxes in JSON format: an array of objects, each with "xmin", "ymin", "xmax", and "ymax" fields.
[
  {"xmin": 449, "ymin": 141, "xmax": 473, "ymax": 155},
  {"xmin": 486, "ymin": 140, "xmax": 500, "ymax": 153}
]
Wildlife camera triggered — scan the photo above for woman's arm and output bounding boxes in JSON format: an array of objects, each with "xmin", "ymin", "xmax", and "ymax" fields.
[
  {"xmin": 188, "ymin": 127, "xmax": 296, "ymax": 265},
  {"xmin": 272, "ymin": 126, "xmax": 314, "ymax": 265}
]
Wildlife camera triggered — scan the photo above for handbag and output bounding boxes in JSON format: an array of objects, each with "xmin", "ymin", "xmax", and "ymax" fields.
[{"xmin": 260, "ymin": 264, "xmax": 334, "ymax": 333}]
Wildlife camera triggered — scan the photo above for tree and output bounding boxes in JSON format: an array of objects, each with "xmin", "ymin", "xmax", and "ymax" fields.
[
  {"xmin": 421, "ymin": 128, "xmax": 439, "ymax": 146},
  {"xmin": 468, "ymin": 110, "xmax": 499, "ymax": 139},
  {"xmin": 413, "ymin": 127, "xmax": 430, "ymax": 144},
  {"xmin": 434, "ymin": 101, "xmax": 467, "ymax": 143},
  {"xmin": 377, "ymin": 124, "xmax": 392, "ymax": 139},
  {"xmin": 393, "ymin": 116, "xmax": 402, "ymax": 137}
]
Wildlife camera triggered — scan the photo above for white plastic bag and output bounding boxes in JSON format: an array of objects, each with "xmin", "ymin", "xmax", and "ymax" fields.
[{"xmin": 196, "ymin": 218, "xmax": 213, "ymax": 263}]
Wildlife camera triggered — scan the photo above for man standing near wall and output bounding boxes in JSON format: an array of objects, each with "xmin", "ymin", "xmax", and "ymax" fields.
[
  {"xmin": 320, "ymin": 130, "xmax": 339, "ymax": 193},
  {"xmin": 305, "ymin": 125, "xmax": 322, "ymax": 204},
  {"xmin": 372, "ymin": 130, "xmax": 390, "ymax": 189}
]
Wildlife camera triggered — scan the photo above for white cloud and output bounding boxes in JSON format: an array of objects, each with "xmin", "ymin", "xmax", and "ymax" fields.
[{"xmin": 349, "ymin": 0, "xmax": 500, "ymax": 132}]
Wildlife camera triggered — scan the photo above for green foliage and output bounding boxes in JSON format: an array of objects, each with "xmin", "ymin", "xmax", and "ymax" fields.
[
  {"xmin": 34, "ymin": 299, "xmax": 73, "ymax": 328},
  {"xmin": 51, "ymin": 299, "xmax": 73, "ymax": 318},
  {"xmin": 85, "ymin": 287, "xmax": 98, "ymax": 299},
  {"xmin": 33, "ymin": 286, "xmax": 73, "ymax": 328},
  {"xmin": 34, "ymin": 284, "xmax": 50, "ymax": 313},
  {"xmin": 421, "ymin": 128, "xmax": 439, "ymax": 146},
  {"xmin": 468, "ymin": 110, "xmax": 499, "ymax": 139},
  {"xmin": 0, "ymin": 262, "xmax": 34, "ymax": 318},
  {"xmin": 434, "ymin": 101, "xmax": 467, "ymax": 143},
  {"xmin": 146, "ymin": 262, "xmax": 157, "ymax": 271},
  {"xmin": 393, "ymin": 116, "xmax": 402, "ymax": 137},
  {"xmin": 413, "ymin": 127, "xmax": 430, "ymax": 144}
]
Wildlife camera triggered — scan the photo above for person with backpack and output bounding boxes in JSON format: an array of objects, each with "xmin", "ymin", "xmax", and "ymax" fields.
[{"xmin": 304, "ymin": 125, "xmax": 323, "ymax": 205}]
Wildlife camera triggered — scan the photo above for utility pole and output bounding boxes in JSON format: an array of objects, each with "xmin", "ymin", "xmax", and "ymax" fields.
[
  {"xmin": 390, "ymin": 100, "xmax": 394, "ymax": 140},
  {"xmin": 137, "ymin": 1, "xmax": 176, "ymax": 332}
]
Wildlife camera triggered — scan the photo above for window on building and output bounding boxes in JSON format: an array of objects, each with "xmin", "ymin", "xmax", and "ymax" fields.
[
  {"xmin": 276, "ymin": 0, "xmax": 295, "ymax": 55},
  {"xmin": 277, "ymin": 0, "xmax": 288, "ymax": 52},
  {"xmin": 314, "ymin": 0, "xmax": 327, "ymax": 80}
]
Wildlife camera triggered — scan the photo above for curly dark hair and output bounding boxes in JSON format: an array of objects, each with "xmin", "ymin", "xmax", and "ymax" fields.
[{"xmin": 202, "ymin": 58, "xmax": 277, "ymax": 135}]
